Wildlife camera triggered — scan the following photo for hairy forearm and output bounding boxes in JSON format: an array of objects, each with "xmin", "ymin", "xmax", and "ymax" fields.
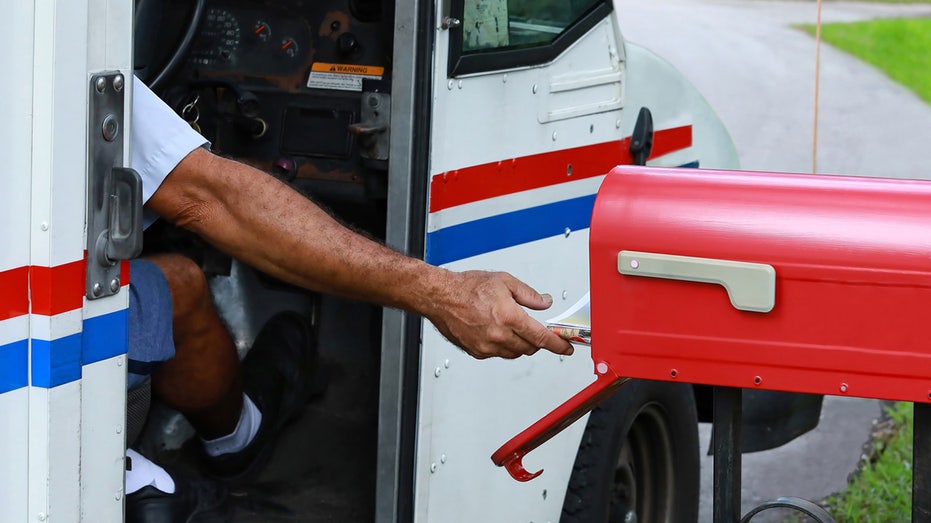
[
  {"xmin": 149, "ymin": 149, "xmax": 448, "ymax": 316},
  {"xmin": 148, "ymin": 148, "xmax": 574, "ymax": 359}
]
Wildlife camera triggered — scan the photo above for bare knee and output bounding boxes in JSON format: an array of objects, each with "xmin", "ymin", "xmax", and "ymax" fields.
[{"xmin": 143, "ymin": 253, "xmax": 210, "ymax": 319}]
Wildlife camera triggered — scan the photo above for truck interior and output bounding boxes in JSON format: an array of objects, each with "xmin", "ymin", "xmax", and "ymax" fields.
[{"xmin": 134, "ymin": 0, "xmax": 399, "ymax": 521}]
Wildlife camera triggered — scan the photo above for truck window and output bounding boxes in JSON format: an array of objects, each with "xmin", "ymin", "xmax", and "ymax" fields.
[{"xmin": 449, "ymin": 0, "xmax": 611, "ymax": 76}]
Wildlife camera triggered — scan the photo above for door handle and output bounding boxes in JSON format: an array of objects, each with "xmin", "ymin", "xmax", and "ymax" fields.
[
  {"xmin": 629, "ymin": 107, "xmax": 654, "ymax": 166},
  {"xmin": 102, "ymin": 167, "xmax": 143, "ymax": 262},
  {"xmin": 618, "ymin": 251, "xmax": 776, "ymax": 313}
]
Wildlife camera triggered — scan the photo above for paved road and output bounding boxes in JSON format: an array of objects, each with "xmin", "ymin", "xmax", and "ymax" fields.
[
  {"xmin": 616, "ymin": 1, "xmax": 931, "ymax": 520},
  {"xmin": 618, "ymin": 0, "xmax": 931, "ymax": 177}
]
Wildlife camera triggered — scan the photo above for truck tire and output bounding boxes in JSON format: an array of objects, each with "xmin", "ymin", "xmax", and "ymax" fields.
[{"xmin": 561, "ymin": 380, "xmax": 700, "ymax": 523}]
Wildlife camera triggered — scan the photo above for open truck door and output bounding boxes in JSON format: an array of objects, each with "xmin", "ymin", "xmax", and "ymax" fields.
[{"xmin": 1, "ymin": 1, "xmax": 139, "ymax": 521}]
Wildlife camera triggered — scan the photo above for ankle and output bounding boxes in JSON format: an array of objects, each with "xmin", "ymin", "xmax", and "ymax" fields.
[{"xmin": 201, "ymin": 393, "xmax": 263, "ymax": 457}]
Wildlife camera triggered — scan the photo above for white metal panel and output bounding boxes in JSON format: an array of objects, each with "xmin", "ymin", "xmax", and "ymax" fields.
[
  {"xmin": 51, "ymin": 384, "xmax": 84, "ymax": 523},
  {"xmin": 82, "ymin": 1, "xmax": 134, "ymax": 517},
  {"xmin": 31, "ymin": 311, "xmax": 84, "ymax": 342},
  {"xmin": 0, "ymin": 317, "xmax": 30, "ymax": 353},
  {"xmin": 416, "ymin": 235, "xmax": 595, "ymax": 523},
  {"xmin": 81, "ymin": 294, "xmax": 130, "ymax": 521},
  {"xmin": 0, "ymin": 1, "xmax": 34, "ymax": 274},
  {"xmin": 81, "ymin": 357, "xmax": 128, "ymax": 520},
  {"xmin": 28, "ymin": 0, "xmax": 90, "ymax": 517},
  {"xmin": 0, "ymin": 1, "xmax": 35, "ymax": 520},
  {"xmin": 28, "ymin": 384, "xmax": 84, "ymax": 523},
  {"xmin": 31, "ymin": 0, "xmax": 88, "ymax": 268},
  {"xmin": 430, "ymin": 18, "xmax": 626, "ymax": 175},
  {"xmin": 0, "ymin": 388, "xmax": 29, "ymax": 523},
  {"xmin": 418, "ymin": 12, "xmax": 626, "ymax": 523}
]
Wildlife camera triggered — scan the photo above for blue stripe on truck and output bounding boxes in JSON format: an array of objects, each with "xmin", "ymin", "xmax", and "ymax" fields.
[
  {"xmin": 0, "ymin": 308, "xmax": 129, "ymax": 393},
  {"xmin": 426, "ymin": 194, "xmax": 597, "ymax": 266}
]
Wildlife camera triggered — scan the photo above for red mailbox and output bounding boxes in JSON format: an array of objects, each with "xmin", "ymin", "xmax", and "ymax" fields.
[
  {"xmin": 591, "ymin": 165, "xmax": 931, "ymax": 401},
  {"xmin": 494, "ymin": 165, "xmax": 931, "ymax": 482}
]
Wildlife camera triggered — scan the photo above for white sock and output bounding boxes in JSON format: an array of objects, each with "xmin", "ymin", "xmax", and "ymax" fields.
[
  {"xmin": 202, "ymin": 393, "xmax": 263, "ymax": 457},
  {"xmin": 125, "ymin": 448, "xmax": 176, "ymax": 495}
]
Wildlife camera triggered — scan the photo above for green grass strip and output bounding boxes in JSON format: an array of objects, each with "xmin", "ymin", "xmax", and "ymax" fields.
[
  {"xmin": 799, "ymin": 18, "xmax": 931, "ymax": 104},
  {"xmin": 821, "ymin": 402, "xmax": 913, "ymax": 522}
]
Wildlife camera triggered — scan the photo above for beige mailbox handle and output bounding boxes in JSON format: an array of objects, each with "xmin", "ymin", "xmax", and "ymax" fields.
[{"xmin": 618, "ymin": 251, "xmax": 776, "ymax": 313}]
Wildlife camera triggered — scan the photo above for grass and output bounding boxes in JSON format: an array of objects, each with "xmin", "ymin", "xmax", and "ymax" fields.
[
  {"xmin": 817, "ymin": 402, "xmax": 913, "ymax": 522},
  {"xmin": 798, "ymin": 18, "xmax": 931, "ymax": 104}
]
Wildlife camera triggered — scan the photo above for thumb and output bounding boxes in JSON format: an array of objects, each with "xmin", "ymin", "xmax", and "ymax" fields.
[{"xmin": 505, "ymin": 274, "xmax": 553, "ymax": 311}]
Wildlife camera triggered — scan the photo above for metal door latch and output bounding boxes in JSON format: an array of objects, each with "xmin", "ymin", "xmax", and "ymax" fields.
[
  {"xmin": 348, "ymin": 91, "xmax": 391, "ymax": 161},
  {"xmin": 87, "ymin": 72, "xmax": 143, "ymax": 299}
]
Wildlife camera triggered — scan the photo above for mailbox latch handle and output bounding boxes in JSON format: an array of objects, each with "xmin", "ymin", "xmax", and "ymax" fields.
[
  {"xmin": 618, "ymin": 251, "xmax": 776, "ymax": 313},
  {"xmin": 492, "ymin": 366, "xmax": 629, "ymax": 482}
]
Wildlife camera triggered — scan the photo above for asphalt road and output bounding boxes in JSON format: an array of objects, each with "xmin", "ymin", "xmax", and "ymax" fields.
[
  {"xmin": 619, "ymin": 0, "xmax": 931, "ymax": 177},
  {"xmin": 615, "ymin": 1, "xmax": 931, "ymax": 520}
]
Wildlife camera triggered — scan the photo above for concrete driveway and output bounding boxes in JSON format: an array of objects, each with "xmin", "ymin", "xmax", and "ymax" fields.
[{"xmin": 615, "ymin": 1, "xmax": 931, "ymax": 520}]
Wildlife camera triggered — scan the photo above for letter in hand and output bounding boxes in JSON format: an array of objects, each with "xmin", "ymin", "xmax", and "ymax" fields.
[{"xmin": 427, "ymin": 270, "xmax": 575, "ymax": 360}]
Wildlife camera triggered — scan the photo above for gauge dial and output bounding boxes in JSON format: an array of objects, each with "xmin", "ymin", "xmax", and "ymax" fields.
[
  {"xmin": 252, "ymin": 20, "xmax": 271, "ymax": 42},
  {"xmin": 280, "ymin": 37, "xmax": 299, "ymax": 59},
  {"xmin": 190, "ymin": 8, "xmax": 241, "ymax": 66}
]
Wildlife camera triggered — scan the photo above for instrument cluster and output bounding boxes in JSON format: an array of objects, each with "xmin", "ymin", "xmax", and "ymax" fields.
[{"xmin": 188, "ymin": 4, "xmax": 312, "ymax": 77}]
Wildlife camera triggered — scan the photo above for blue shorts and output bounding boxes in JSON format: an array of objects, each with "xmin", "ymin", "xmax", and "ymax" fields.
[{"xmin": 127, "ymin": 259, "xmax": 175, "ymax": 389}]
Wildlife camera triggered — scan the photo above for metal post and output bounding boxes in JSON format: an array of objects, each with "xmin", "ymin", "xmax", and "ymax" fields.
[
  {"xmin": 913, "ymin": 402, "xmax": 931, "ymax": 522},
  {"xmin": 713, "ymin": 387, "xmax": 743, "ymax": 523}
]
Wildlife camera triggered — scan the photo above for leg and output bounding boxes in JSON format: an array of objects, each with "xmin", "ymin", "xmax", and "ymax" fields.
[
  {"xmin": 145, "ymin": 253, "xmax": 242, "ymax": 439},
  {"xmin": 125, "ymin": 258, "xmax": 228, "ymax": 523},
  {"xmin": 129, "ymin": 253, "xmax": 319, "ymax": 485}
]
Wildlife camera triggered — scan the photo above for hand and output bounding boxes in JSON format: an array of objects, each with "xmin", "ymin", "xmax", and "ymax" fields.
[{"xmin": 426, "ymin": 270, "xmax": 575, "ymax": 360}]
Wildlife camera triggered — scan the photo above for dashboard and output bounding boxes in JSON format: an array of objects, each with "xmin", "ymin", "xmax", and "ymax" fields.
[{"xmin": 138, "ymin": 0, "xmax": 393, "ymax": 198}]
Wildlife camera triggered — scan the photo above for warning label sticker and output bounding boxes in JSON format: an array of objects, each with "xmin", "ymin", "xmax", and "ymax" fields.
[{"xmin": 306, "ymin": 62, "xmax": 385, "ymax": 92}]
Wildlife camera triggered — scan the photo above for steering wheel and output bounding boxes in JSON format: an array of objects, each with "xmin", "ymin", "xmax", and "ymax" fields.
[{"xmin": 134, "ymin": 0, "xmax": 207, "ymax": 90}]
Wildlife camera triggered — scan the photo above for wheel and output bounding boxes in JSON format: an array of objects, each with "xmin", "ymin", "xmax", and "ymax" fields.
[{"xmin": 561, "ymin": 380, "xmax": 700, "ymax": 523}]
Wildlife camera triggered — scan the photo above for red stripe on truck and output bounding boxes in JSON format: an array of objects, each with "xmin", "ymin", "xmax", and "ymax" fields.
[{"xmin": 429, "ymin": 126, "xmax": 692, "ymax": 213}]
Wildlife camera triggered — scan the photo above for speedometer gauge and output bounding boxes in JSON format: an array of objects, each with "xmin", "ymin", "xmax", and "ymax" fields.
[{"xmin": 189, "ymin": 8, "xmax": 241, "ymax": 67}]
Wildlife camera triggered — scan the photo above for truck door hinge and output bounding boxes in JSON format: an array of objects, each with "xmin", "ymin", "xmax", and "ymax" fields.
[
  {"xmin": 629, "ymin": 107, "xmax": 654, "ymax": 166},
  {"xmin": 87, "ymin": 72, "xmax": 143, "ymax": 300}
]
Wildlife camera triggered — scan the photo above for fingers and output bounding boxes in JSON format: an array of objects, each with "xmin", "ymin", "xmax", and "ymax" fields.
[
  {"xmin": 503, "ymin": 273, "xmax": 554, "ymax": 311},
  {"xmin": 477, "ymin": 305, "xmax": 574, "ymax": 358},
  {"xmin": 452, "ymin": 320, "xmax": 559, "ymax": 360},
  {"xmin": 461, "ymin": 326, "xmax": 542, "ymax": 360},
  {"xmin": 501, "ymin": 274, "xmax": 575, "ymax": 356},
  {"xmin": 515, "ymin": 316, "xmax": 575, "ymax": 357}
]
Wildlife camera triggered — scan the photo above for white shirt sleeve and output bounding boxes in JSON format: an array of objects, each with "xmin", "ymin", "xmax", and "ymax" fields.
[{"xmin": 130, "ymin": 76, "xmax": 209, "ymax": 226}]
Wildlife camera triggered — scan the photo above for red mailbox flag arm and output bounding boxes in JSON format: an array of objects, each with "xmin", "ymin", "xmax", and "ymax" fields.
[{"xmin": 491, "ymin": 365, "xmax": 629, "ymax": 481}]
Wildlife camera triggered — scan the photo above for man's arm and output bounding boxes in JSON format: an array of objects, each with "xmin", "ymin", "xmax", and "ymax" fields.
[{"xmin": 146, "ymin": 147, "xmax": 574, "ymax": 360}]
